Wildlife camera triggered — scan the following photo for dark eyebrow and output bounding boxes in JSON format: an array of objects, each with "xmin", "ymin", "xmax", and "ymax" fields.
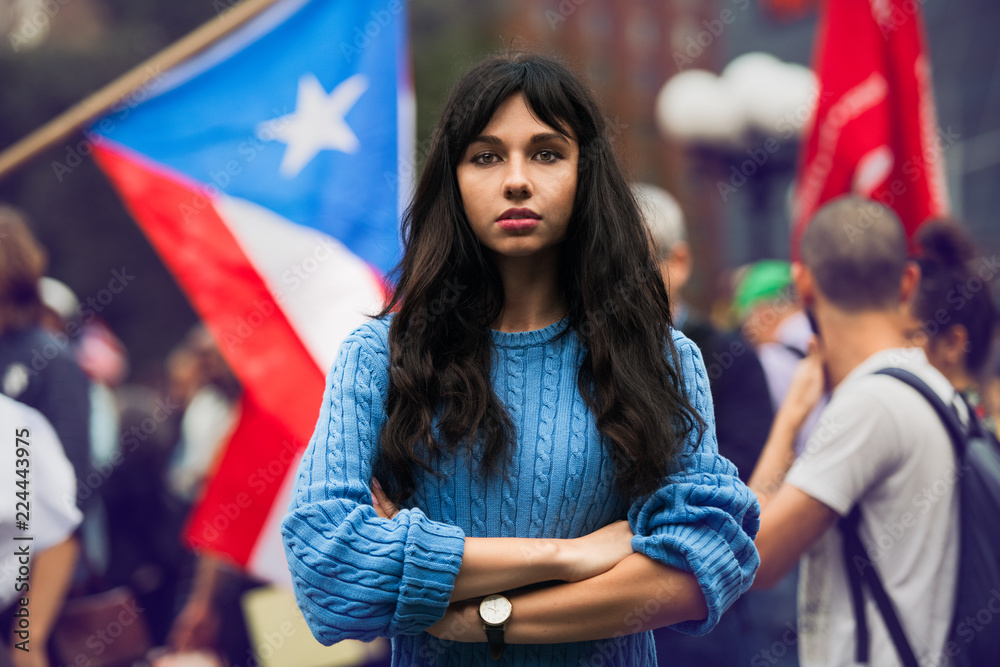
[
  {"xmin": 468, "ymin": 132, "xmax": 572, "ymax": 147},
  {"xmin": 530, "ymin": 132, "xmax": 571, "ymax": 145}
]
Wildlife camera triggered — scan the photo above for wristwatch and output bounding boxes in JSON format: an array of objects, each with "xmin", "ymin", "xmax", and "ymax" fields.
[{"xmin": 478, "ymin": 594, "xmax": 512, "ymax": 660}]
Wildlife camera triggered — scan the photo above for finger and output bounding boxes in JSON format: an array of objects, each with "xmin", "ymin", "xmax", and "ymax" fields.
[{"xmin": 371, "ymin": 479, "xmax": 398, "ymax": 518}]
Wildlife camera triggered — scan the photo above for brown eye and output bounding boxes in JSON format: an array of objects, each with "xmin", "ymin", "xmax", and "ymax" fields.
[{"xmin": 474, "ymin": 152, "xmax": 499, "ymax": 165}]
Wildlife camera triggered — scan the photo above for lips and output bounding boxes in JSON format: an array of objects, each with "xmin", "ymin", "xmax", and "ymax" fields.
[{"xmin": 496, "ymin": 208, "xmax": 541, "ymax": 232}]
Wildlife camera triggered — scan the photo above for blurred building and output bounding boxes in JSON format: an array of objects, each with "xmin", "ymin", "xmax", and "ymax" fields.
[
  {"xmin": 495, "ymin": 0, "xmax": 725, "ymax": 312},
  {"xmin": 491, "ymin": 0, "xmax": 1000, "ymax": 312},
  {"xmin": 720, "ymin": 0, "xmax": 1000, "ymax": 265}
]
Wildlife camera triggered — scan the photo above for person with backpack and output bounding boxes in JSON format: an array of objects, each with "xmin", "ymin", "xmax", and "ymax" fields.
[{"xmin": 748, "ymin": 196, "xmax": 965, "ymax": 666}]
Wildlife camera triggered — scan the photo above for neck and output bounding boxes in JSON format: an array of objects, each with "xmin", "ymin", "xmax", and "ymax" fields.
[
  {"xmin": 939, "ymin": 364, "xmax": 975, "ymax": 394},
  {"xmin": 491, "ymin": 248, "xmax": 565, "ymax": 332},
  {"xmin": 816, "ymin": 304, "xmax": 909, "ymax": 387}
]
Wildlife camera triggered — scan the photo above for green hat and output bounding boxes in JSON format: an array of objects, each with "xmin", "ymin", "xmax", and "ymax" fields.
[{"xmin": 734, "ymin": 260, "xmax": 792, "ymax": 320}]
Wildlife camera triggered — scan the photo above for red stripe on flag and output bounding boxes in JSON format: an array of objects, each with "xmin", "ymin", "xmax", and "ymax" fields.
[
  {"xmin": 93, "ymin": 142, "xmax": 324, "ymax": 565},
  {"xmin": 184, "ymin": 395, "xmax": 297, "ymax": 563}
]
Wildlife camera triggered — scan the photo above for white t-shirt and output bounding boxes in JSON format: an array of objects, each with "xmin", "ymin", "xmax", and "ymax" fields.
[
  {"xmin": 786, "ymin": 347, "xmax": 960, "ymax": 667},
  {"xmin": 0, "ymin": 394, "xmax": 83, "ymax": 610}
]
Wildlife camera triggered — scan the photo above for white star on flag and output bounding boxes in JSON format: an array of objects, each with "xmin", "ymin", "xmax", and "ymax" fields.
[{"xmin": 258, "ymin": 72, "xmax": 369, "ymax": 178}]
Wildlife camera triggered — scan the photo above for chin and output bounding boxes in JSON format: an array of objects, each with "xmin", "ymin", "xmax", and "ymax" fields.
[{"xmin": 491, "ymin": 243, "xmax": 552, "ymax": 259}]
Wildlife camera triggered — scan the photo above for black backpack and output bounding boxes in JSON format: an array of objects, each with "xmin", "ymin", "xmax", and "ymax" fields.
[{"xmin": 838, "ymin": 368, "xmax": 1000, "ymax": 667}]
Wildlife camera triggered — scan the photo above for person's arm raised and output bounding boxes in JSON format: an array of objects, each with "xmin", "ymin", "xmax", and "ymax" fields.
[
  {"xmin": 748, "ymin": 338, "xmax": 839, "ymax": 590},
  {"xmin": 371, "ymin": 481, "xmax": 635, "ymax": 603}
]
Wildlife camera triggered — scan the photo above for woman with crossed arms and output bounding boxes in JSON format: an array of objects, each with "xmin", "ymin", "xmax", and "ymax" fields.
[{"xmin": 281, "ymin": 52, "xmax": 759, "ymax": 666}]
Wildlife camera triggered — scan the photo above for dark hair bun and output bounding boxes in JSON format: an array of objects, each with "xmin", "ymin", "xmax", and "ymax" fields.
[{"xmin": 916, "ymin": 218, "xmax": 975, "ymax": 269}]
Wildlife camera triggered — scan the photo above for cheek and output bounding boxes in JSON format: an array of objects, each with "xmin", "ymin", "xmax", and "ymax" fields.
[
  {"xmin": 457, "ymin": 172, "xmax": 485, "ymax": 221},
  {"xmin": 551, "ymin": 170, "xmax": 578, "ymax": 213}
]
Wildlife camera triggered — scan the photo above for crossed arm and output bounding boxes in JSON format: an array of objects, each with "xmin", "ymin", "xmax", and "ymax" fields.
[
  {"xmin": 281, "ymin": 329, "xmax": 757, "ymax": 646},
  {"xmin": 371, "ymin": 484, "xmax": 708, "ymax": 644}
]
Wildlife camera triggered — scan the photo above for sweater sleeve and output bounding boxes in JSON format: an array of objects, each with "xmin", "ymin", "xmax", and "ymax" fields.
[
  {"xmin": 280, "ymin": 322, "xmax": 466, "ymax": 644},
  {"xmin": 627, "ymin": 332, "xmax": 760, "ymax": 635}
]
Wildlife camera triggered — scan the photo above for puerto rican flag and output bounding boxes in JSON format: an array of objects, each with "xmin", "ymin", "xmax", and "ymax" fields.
[
  {"xmin": 91, "ymin": 0, "xmax": 411, "ymax": 584},
  {"xmin": 792, "ymin": 0, "xmax": 949, "ymax": 251}
]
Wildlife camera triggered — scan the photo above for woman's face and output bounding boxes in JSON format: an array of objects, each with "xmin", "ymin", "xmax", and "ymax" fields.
[{"xmin": 456, "ymin": 94, "xmax": 578, "ymax": 260}]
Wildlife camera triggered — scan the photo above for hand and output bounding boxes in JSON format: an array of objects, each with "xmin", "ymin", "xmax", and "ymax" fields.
[
  {"xmin": 425, "ymin": 600, "xmax": 481, "ymax": 642},
  {"xmin": 560, "ymin": 520, "xmax": 634, "ymax": 583},
  {"xmin": 11, "ymin": 647, "xmax": 47, "ymax": 667},
  {"xmin": 777, "ymin": 336, "xmax": 826, "ymax": 430},
  {"xmin": 167, "ymin": 597, "xmax": 220, "ymax": 652},
  {"xmin": 371, "ymin": 479, "xmax": 399, "ymax": 520}
]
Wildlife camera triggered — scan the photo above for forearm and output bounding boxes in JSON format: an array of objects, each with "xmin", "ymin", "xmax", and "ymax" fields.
[
  {"xmin": 451, "ymin": 537, "xmax": 566, "ymax": 602},
  {"xmin": 433, "ymin": 553, "xmax": 707, "ymax": 644},
  {"xmin": 25, "ymin": 537, "xmax": 78, "ymax": 643},
  {"xmin": 449, "ymin": 518, "xmax": 635, "ymax": 603},
  {"xmin": 187, "ymin": 553, "xmax": 233, "ymax": 604},
  {"xmin": 748, "ymin": 410, "xmax": 801, "ymax": 512}
]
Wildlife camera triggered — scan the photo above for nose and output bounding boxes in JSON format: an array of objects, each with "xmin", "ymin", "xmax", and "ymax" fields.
[{"xmin": 503, "ymin": 155, "xmax": 532, "ymax": 199}]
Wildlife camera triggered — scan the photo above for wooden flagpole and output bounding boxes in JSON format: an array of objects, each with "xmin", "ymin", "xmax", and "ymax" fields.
[{"xmin": 0, "ymin": 0, "xmax": 284, "ymax": 181}]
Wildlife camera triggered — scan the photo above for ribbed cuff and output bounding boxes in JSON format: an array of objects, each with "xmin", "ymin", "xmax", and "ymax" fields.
[
  {"xmin": 632, "ymin": 523, "xmax": 758, "ymax": 635},
  {"xmin": 390, "ymin": 511, "xmax": 466, "ymax": 635}
]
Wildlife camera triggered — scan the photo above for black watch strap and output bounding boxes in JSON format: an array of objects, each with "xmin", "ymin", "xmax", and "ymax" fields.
[{"xmin": 484, "ymin": 624, "xmax": 505, "ymax": 660}]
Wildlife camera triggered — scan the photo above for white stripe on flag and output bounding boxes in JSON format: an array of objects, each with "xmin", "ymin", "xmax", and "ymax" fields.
[{"xmin": 213, "ymin": 194, "xmax": 384, "ymax": 372}]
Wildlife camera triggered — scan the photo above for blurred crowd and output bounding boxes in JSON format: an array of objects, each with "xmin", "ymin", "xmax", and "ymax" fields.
[
  {"xmin": 0, "ymin": 206, "xmax": 250, "ymax": 667},
  {"xmin": 1, "ymin": 186, "xmax": 998, "ymax": 667}
]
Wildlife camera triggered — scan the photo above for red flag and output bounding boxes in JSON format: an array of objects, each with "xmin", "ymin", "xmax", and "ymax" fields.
[{"xmin": 792, "ymin": 0, "xmax": 949, "ymax": 253}]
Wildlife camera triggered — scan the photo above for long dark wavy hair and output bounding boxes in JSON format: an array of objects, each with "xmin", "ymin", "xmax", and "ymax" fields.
[{"xmin": 376, "ymin": 52, "xmax": 704, "ymax": 505}]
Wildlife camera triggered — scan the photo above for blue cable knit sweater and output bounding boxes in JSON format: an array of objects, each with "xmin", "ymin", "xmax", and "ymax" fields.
[{"xmin": 281, "ymin": 316, "xmax": 760, "ymax": 666}]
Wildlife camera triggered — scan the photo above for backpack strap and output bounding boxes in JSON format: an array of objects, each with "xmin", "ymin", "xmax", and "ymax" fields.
[
  {"xmin": 839, "ymin": 506, "xmax": 920, "ymax": 667},
  {"xmin": 837, "ymin": 367, "xmax": 966, "ymax": 667},
  {"xmin": 875, "ymin": 368, "xmax": 967, "ymax": 458},
  {"xmin": 839, "ymin": 506, "xmax": 870, "ymax": 662}
]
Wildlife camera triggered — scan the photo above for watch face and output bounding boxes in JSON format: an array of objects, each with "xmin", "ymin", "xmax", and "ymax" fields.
[{"xmin": 479, "ymin": 595, "xmax": 512, "ymax": 625}]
